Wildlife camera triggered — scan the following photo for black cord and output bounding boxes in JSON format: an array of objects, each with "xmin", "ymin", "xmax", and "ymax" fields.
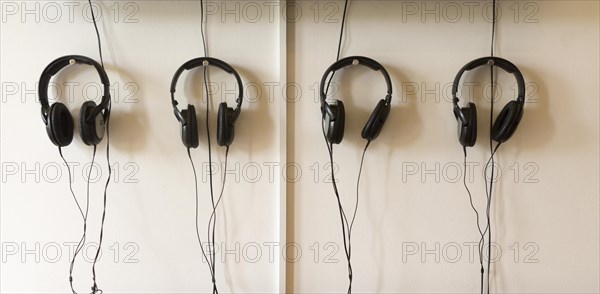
[
  {"xmin": 329, "ymin": 143, "xmax": 353, "ymax": 294},
  {"xmin": 206, "ymin": 146, "xmax": 230, "ymax": 294},
  {"xmin": 203, "ymin": 65, "xmax": 219, "ymax": 293},
  {"xmin": 324, "ymin": 0, "xmax": 350, "ymax": 101},
  {"xmin": 347, "ymin": 140, "xmax": 371, "ymax": 293},
  {"xmin": 59, "ymin": 147, "xmax": 87, "ymax": 294},
  {"xmin": 462, "ymin": 146, "xmax": 485, "ymax": 294},
  {"xmin": 87, "ymin": 1, "xmax": 109, "ymax": 293},
  {"xmin": 351, "ymin": 141, "xmax": 370, "ymax": 233},
  {"xmin": 88, "ymin": 0, "xmax": 104, "ymax": 67},
  {"xmin": 485, "ymin": 1, "xmax": 497, "ymax": 292},
  {"xmin": 64, "ymin": 145, "xmax": 96, "ymax": 294},
  {"xmin": 336, "ymin": 0, "xmax": 349, "ymax": 62},
  {"xmin": 59, "ymin": 147, "xmax": 86, "ymax": 221},
  {"xmin": 187, "ymin": 148, "xmax": 216, "ymax": 276},
  {"xmin": 202, "ymin": 43, "xmax": 219, "ymax": 294},
  {"xmin": 320, "ymin": 125, "xmax": 352, "ymax": 293},
  {"xmin": 200, "ymin": 0, "xmax": 218, "ymax": 290},
  {"xmin": 200, "ymin": 0, "xmax": 208, "ymax": 57},
  {"xmin": 490, "ymin": 0, "xmax": 497, "ymax": 57},
  {"xmin": 482, "ymin": 143, "xmax": 500, "ymax": 293},
  {"xmin": 322, "ymin": 1, "xmax": 353, "ymax": 293}
]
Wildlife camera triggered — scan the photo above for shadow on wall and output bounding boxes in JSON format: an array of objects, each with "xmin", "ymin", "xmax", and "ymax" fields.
[
  {"xmin": 366, "ymin": 64, "xmax": 422, "ymax": 292},
  {"xmin": 483, "ymin": 67, "xmax": 555, "ymax": 292},
  {"xmin": 379, "ymin": 64, "xmax": 423, "ymax": 149},
  {"xmin": 231, "ymin": 65, "xmax": 275, "ymax": 154},
  {"xmin": 104, "ymin": 64, "xmax": 150, "ymax": 153},
  {"xmin": 216, "ymin": 64, "xmax": 274, "ymax": 292},
  {"xmin": 78, "ymin": 0, "xmax": 151, "ymax": 154},
  {"xmin": 505, "ymin": 66, "xmax": 554, "ymax": 155}
]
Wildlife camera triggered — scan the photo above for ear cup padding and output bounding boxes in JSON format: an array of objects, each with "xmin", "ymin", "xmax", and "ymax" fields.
[
  {"xmin": 182, "ymin": 105, "xmax": 199, "ymax": 148},
  {"xmin": 79, "ymin": 101, "xmax": 104, "ymax": 146},
  {"xmin": 361, "ymin": 99, "xmax": 390, "ymax": 141},
  {"xmin": 325, "ymin": 100, "xmax": 345, "ymax": 144},
  {"xmin": 459, "ymin": 103, "xmax": 477, "ymax": 147},
  {"xmin": 217, "ymin": 102, "xmax": 235, "ymax": 147},
  {"xmin": 492, "ymin": 101, "xmax": 523, "ymax": 143},
  {"xmin": 46, "ymin": 103, "xmax": 74, "ymax": 147}
]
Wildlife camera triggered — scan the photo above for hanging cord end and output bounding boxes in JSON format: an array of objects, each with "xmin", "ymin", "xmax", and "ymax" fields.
[{"xmin": 91, "ymin": 283, "xmax": 103, "ymax": 294}]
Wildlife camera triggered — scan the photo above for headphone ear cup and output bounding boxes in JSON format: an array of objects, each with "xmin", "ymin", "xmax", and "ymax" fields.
[
  {"xmin": 492, "ymin": 101, "xmax": 523, "ymax": 143},
  {"xmin": 458, "ymin": 102, "xmax": 477, "ymax": 147},
  {"xmin": 181, "ymin": 105, "xmax": 199, "ymax": 148},
  {"xmin": 361, "ymin": 99, "xmax": 390, "ymax": 141},
  {"xmin": 79, "ymin": 101, "xmax": 105, "ymax": 146},
  {"xmin": 217, "ymin": 102, "xmax": 235, "ymax": 147},
  {"xmin": 46, "ymin": 103, "xmax": 74, "ymax": 147},
  {"xmin": 324, "ymin": 100, "xmax": 345, "ymax": 144}
]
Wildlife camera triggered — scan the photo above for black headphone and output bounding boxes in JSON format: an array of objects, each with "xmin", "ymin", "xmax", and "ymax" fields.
[
  {"xmin": 171, "ymin": 57, "xmax": 243, "ymax": 148},
  {"xmin": 39, "ymin": 55, "xmax": 111, "ymax": 147},
  {"xmin": 320, "ymin": 56, "xmax": 393, "ymax": 144},
  {"xmin": 452, "ymin": 56, "xmax": 526, "ymax": 147}
]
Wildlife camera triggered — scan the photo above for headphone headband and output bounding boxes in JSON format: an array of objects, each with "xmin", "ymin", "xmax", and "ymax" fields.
[
  {"xmin": 320, "ymin": 56, "xmax": 393, "ymax": 106},
  {"xmin": 170, "ymin": 57, "xmax": 244, "ymax": 124},
  {"xmin": 452, "ymin": 56, "xmax": 526, "ymax": 109},
  {"xmin": 38, "ymin": 55, "xmax": 110, "ymax": 125}
]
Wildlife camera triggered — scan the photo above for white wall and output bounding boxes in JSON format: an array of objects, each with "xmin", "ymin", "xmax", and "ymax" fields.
[
  {"xmin": 1, "ymin": 1, "xmax": 599, "ymax": 293},
  {"xmin": 1, "ymin": 1, "xmax": 283, "ymax": 293},
  {"xmin": 288, "ymin": 0, "xmax": 599, "ymax": 293}
]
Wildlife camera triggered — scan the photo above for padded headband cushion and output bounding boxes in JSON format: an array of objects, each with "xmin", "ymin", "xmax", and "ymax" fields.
[
  {"xmin": 319, "ymin": 56, "xmax": 393, "ymax": 104},
  {"xmin": 47, "ymin": 103, "xmax": 74, "ymax": 147},
  {"xmin": 170, "ymin": 57, "xmax": 244, "ymax": 110},
  {"xmin": 452, "ymin": 56, "xmax": 526, "ymax": 103},
  {"xmin": 39, "ymin": 55, "xmax": 110, "ymax": 112}
]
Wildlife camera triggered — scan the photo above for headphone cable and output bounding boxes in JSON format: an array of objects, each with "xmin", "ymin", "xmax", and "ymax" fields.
[
  {"xmin": 59, "ymin": 146, "xmax": 90, "ymax": 294},
  {"xmin": 65, "ymin": 145, "xmax": 96, "ymax": 294},
  {"xmin": 200, "ymin": 0, "xmax": 208, "ymax": 57},
  {"xmin": 324, "ymin": 0, "xmax": 350, "ymax": 99},
  {"xmin": 322, "ymin": 1, "xmax": 354, "ymax": 292},
  {"xmin": 462, "ymin": 146, "xmax": 486, "ymax": 294},
  {"xmin": 347, "ymin": 139, "xmax": 371, "ymax": 293},
  {"xmin": 484, "ymin": 1, "xmax": 498, "ymax": 292},
  {"xmin": 327, "ymin": 140, "xmax": 353, "ymax": 294},
  {"xmin": 187, "ymin": 148, "xmax": 216, "ymax": 276},
  {"xmin": 88, "ymin": 0, "xmax": 104, "ymax": 67},
  {"xmin": 320, "ymin": 124, "xmax": 352, "ymax": 292},
  {"xmin": 199, "ymin": 0, "xmax": 219, "ymax": 292},
  {"xmin": 87, "ymin": 1, "xmax": 109, "ymax": 293},
  {"xmin": 207, "ymin": 146, "xmax": 229, "ymax": 294},
  {"xmin": 482, "ymin": 143, "xmax": 500, "ymax": 293}
]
